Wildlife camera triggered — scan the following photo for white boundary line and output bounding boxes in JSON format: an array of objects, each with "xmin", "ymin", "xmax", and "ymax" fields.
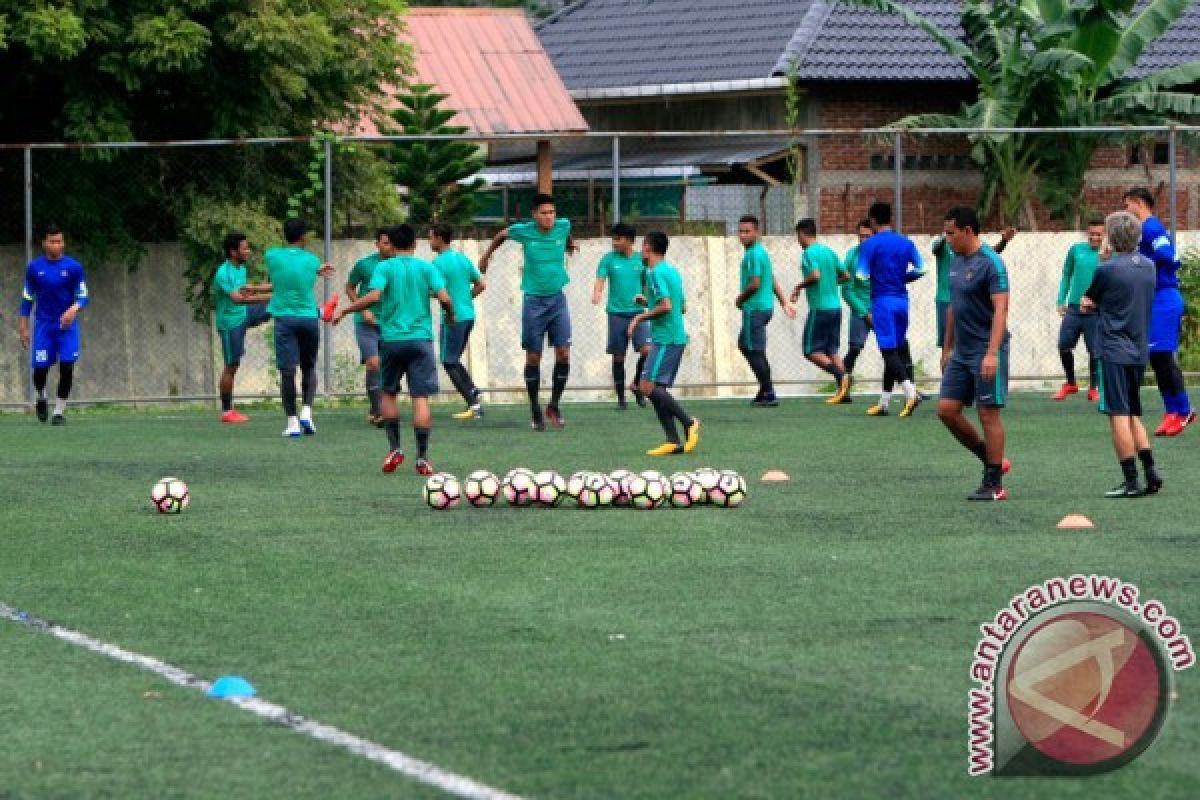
[{"xmin": 0, "ymin": 602, "xmax": 524, "ymax": 800}]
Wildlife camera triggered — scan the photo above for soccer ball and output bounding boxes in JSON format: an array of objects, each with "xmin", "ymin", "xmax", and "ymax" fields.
[
  {"xmin": 609, "ymin": 469, "xmax": 636, "ymax": 506},
  {"xmin": 463, "ymin": 470, "xmax": 500, "ymax": 507},
  {"xmin": 565, "ymin": 471, "xmax": 592, "ymax": 501},
  {"xmin": 151, "ymin": 476, "xmax": 189, "ymax": 514},
  {"xmin": 424, "ymin": 472, "xmax": 461, "ymax": 510},
  {"xmin": 669, "ymin": 472, "xmax": 704, "ymax": 508},
  {"xmin": 502, "ymin": 468, "xmax": 536, "ymax": 507},
  {"xmin": 533, "ymin": 470, "xmax": 567, "ymax": 507},
  {"xmin": 710, "ymin": 470, "xmax": 747, "ymax": 508},
  {"xmin": 691, "ymin": 468, "xmax": 722, "ymax": 504},
  {"xmin": 578, "ymin": 472, "xmax": 617, "ymax": 509},
  {"xmin": 628, "ymin": 471, "xmax": 668, "ymax": 510}
]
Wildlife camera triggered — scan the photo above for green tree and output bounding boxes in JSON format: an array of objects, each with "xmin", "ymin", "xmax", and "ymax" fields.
[{"xmin": 389, "ymin": 83, "xmax": 485, "ymax": 225}]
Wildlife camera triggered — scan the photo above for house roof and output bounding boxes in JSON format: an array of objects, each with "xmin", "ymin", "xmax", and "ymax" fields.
[
  {"xmin": 538, "ymin": 0, "xmax": 1200, "ymax": 91},
  {"xmin": 357, "ymin": 7, "xmax": 587, "ymax": 137}
]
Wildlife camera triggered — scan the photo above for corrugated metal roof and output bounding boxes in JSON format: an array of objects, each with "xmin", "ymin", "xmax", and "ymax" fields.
[{"xmin": 359, "ymin": 8, "xmax": 588, "ymax": 136}]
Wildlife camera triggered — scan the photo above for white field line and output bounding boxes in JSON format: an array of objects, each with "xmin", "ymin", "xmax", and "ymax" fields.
[{"xmin": 0, "ymin": 602, "xmax": 524, "ymax": 800}]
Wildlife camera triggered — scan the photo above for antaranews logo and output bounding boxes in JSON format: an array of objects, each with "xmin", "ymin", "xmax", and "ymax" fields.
[{"xmin": 968, "ymin": 575, "xmax": 1194, "ymax": 776}]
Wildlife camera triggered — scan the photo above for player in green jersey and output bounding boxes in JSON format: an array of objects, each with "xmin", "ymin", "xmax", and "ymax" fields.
[
  {"xmin": 790, "ymin": 219, "xmax": 850, "ymax": 404},
  {"xmin": 592, "ymin": 222, "xmax": 651, "ymax": 410},
  {"xmin": 1052, "ymin": 220, "xmax": 1104, "ymax": 402}
]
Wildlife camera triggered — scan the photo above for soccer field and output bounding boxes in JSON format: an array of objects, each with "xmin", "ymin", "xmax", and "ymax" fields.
[{"xmin": 1, "ymin": 395, "xmax": 1197, "ymax": 799}]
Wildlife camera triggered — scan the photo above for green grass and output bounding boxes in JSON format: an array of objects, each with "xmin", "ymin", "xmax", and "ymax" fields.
[{"xmin": 1, "ymin": 395, "xmax": 1198, "ymax": 799}]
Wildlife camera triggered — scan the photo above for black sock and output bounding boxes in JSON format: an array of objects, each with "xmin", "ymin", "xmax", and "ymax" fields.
[
  {"xmin": 649, "ymin": 393, "xmax": 680, "ymax": 443},
  {"xmin": 550, "ymin": 361, "xmax": 569, "ymax": 409},
  {"xmin": 634, "ymin": 352, "xmax": 648, "ymax": 388},
  {"xmin": 1088, "ymin": 358, "xmax": 1099, "ymax": 390},
  {"xmin": 221, "ymin": 391, "xmax": 233, "ymax": 412},
  {"xmin": 414, "ymin": 426, "xmax": 430, "ymax": 459},
  {"xmin": 280, "ymin": 367, "xmax": 298, "ymax": 417},
  {"xmin": 971, "ymin": 442, "xmax": 987, "ymax": 463},
  {"xmin": 461, "ymin": 367, "xmax": 478, "ymax": 403},
  {"xmin": 524, "ymin": 365, "xmax": 541, "ymax": 417},
  {"xmin": 745, "ymin": 350, "xmax": 773, "ymax": 394},
  {"xmin": 613, "ymin": 361, "xmax": 626, "ymax": 403},
  {"xmin": 651, "ymin": 386, "xmax": 692, "ymax": 428},
  {"xmin": 1120, "ymin": 457, "xmax": 1139, "ymax": 485},
  {"xmin": 899, "ymin": 341, "xmax": 915, "ymax": 383},
  {"xmin": 385, "ymin": 419, "xmax": 401, "ymax": 451},
  {"xmin": 32, "ymin": 367, "xmax": 49, "ymax": 398},
  {"xmin": 1138, "ymin": 448, "xmax": 1155, "ymax": 471},
  {"xmin": 301, "ymin": 367, "xmax": 317, "ymax": 406},
  {"xmin": 366, "ymin": 368, "xmax": 381, "ymax": 415},
  {"xmin": 57, "ymin": 361, "xmax": 74, "ymax": 399},
  {"xmin": 444, "ymin": 363, "xmax": 469, "ymax": 405},
  {"xmin": 881, "ymin": 349, "xmax": 904, "ymax": 392},
  {"xmin": 822, "ymin": 361, "xmax": 845, "ymax": 384},
  {"xmin": 844, "ymin": 346, "xmax": 862, "ymax": 375},
  {"xmin": 985, "ymin": 463, "xmax": 1003, "ymax": 488},
  {"xmin": 1060, "ymin": 349, "xmax": 1076, "ymax": 385}
]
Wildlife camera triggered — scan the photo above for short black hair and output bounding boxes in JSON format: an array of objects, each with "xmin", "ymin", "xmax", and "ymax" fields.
[
  {"xmin": 389, "ymin": 223, "xmax": 416, "ymax": 250},
  {"xmin": 222, "ymin": 232, "xmax": 247, "ymax": 259},
  {"xmin": 283, "ymin": 218, "xmax": 308, "ymax": 244},
  {"xmin": 857, "ymin": 217, "xmax": 873, "ymax": 230},
  {"xmin": 532, "ymin": 193, "xmax": 555, "ymax": 210},
  {"xmin": 868, "ymin": 202, "xmax": 892, "ymax": 226},
  {"xmin": 375, "ymin": 227, "xmax": 390, "ymax": 241},
  {"xmin": 943, "ymin": 205, "xmax": 981, "ymax": 235},
  {"xmin": 644, "ymin": 231, "xmax": 669, "ymax": 256},
  {"xmin": 42, "ymin": 223, "xmax": 63, "ymax": 239},
  {"xmin": 611, "ymin": 222, "xmax": 636, "ymax": 240},
  {"xmin": 794, "ymin": 218, "xmax": 817, "ymax": 237},
  {"xmin": 738, "ymin": 214, "xmax": 760, "ymax": 228},
  {"xmin": 430, "ymin": 223, "xmax": 454, "ymax": 244},
  {"xmin": 1086, "ymin": 217, "xmax": 1106, "ymax": 228},
  {"xmin": 1123, "ymin": 187, "xmax": 1156, "ymax": 209}
]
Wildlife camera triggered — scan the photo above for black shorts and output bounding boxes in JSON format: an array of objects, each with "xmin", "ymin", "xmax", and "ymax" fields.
[
  {"xmin": 606, "ymin": 312, "xmax": 651, "ymax": 355},
  {"xmin": 642, "ymin": 343, "xmax": 686, "ymax": 387},
  {"xmin": 381, "ymin": 340, "xmax": 439, "ymax": 397},
  {"xmin": 521, "ymin": 292, "xmax": 571, "ymax": 353},
  {"xmin": 1058, "ymin": 305, "xmax": 1098, "ymax": 354},
  {"xmin": 847, "ymin": 314, "xmax": 872, "ymax": 349},
  {"xmin": 939, "ymin": 352, "xmax": 1009, "ymax": 408},
  {"xmin": 1097, "ymin": 361, "xmax": 1145, "ymax": 417},
  {"xmin": 274, "ymin": 316, "xmax": 320, "ymax": 371},
  {"xmin": 803, "ymin": 308, "xmax": 841, "ymax": 356}
]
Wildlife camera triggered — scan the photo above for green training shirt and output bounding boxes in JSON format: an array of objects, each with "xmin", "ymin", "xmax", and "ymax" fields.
[
  {"xmin": 1057, "ymin": 242, "xmax": 1101, "ymax": 306},
  {"xmin": 212, "ymin": 260, "xmax": 247, "ymax": 331},
  {"xmin": 433, "ymin": 249, "xmax": 481, "ymax": 323},
  {"xmin": 265, "ymin": 247, "xmax": 320, "ymax": 318},
  {"xmin": 368, "ymin": 255, "xmax": 446, "ymax": 342},
  {"xmin": 646, "ymin": 261, "xmax": 688, "ymax": 345},
  {"xmin": 801, "ymin": 241, "xmax": 843, "ymax": 311},
  {"xmin": 508, "ymin": 217, "xmax": 571, "ymax": 296},
  {"xmin": 739, "ymin": 241, "xmax": 774, "ymax": 313},
  {"xmin": 840, "ymin": 246, "xmax": 871, "ymax": 318},
  {"xmin": 347, "ymin": 252, "xmax": 382, "ymax": 325},
  {"xmin": 596, "ymin": 250, "xmax": 645, "ymax": 314},
  {"xmin": 933, "ymin": 235, "xmax": 955, "ymax": 303}
]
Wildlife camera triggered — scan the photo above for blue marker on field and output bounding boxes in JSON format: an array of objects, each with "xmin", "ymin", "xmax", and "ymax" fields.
[{"xmin": 208, "ymin": 675, "xmax": 257, "ymax": 698}]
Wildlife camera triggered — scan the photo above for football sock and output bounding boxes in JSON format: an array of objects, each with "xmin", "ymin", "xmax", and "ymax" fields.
[
  {"xmin": 550, "ymin": 361, "xmax": 570, "ymax": 408},
  {"xmin": 300, "ymin": 366, "xmax": 317, "ymax": 407},
  {"xmin": 985, "ymin": 463, "xmax": 1003, "ymax": 488},
  {"xmin": 649, "ymin": 392, "xmax": 680, "ymax": 443},
  {"xmin": 286, "ymin": 415, "xmax": 299, "ymax": 430},
  {"xmin": 651, "ymin": 386, "xmax": 692, "ymax": 427},
  {"xmin": 900, "ymin": 379, "xmax": 916, "ymax": 401},
  {"xmin": 221, "ymin": 391, "xmax": 233, "ymax": 412},
  {"xmin": 971, "ymin": 442, "xmax": 987, "ymax": 463},
  {"xmin": 32, "ymin": 367, "xmax": 48, "ymax": 395},
  {"xmin": 878, "ymin": 391, "xmax": 892, "ymax": 410},
  {"xmin": 1060, "ymin": 349, "xmax": 1076, "ymax": 385},
  {"xmin": 1088, "ymin": 358, "xmax": 1099, "ymax": 389},
  {"xmin": 384, "ymin": 419, "xmax": 401, "ymax": 450},
  {"xmin": 1120, "ymin": 457, "xmax": 1139, "ymax": 486},
  {"xmin": 56, "ymin": 361, "xmax": 73, "ymax": 399},
  {"xmin": 1138, "ymin": 448, "xmax": 1155, "ymax": 471},
  {"xmin": 844, "ymin": 345, "xmax": 862, "ymax": 375},
  {"xmin": 524, "ymin": 365, "xmax": 541, "ymax": 416},
  {"xmin": 613, "ymin": 361, "xmax": 626, "ymax": 403},
  {"xmin": 899, "ymin": 341, "xmax": 915, "ymax": 383},
  {"xmin": 820, "ymin": 362, "xmax": 845, "ymax": 383},
  {"xmin": 460, "ymin": 366, "xmax": 478, "ymax": 401},
  {"xmin": 444, "ymin": 363, "xmax": 469, "ymax": 405},
  {"xmin": 280, "ymin": 367, "xmax": 298, "ymax": 416},
  {"xmin": 365, "ymin": 367, "xmax": 381, "ymax": 416},
  {"xmin": 300, "ymin": 405, "xmax": 313, "ymax": 423},
  {"xmin": 53, "ymin": 397, "xmax": 66, "ymax": 416},
  {"xmin": 414, "ymin": 426, "xmax": 430, "ymax": 459},
  {"xmin": 634, "ymin": 352, "xmax": 648, "ymax": 386}
]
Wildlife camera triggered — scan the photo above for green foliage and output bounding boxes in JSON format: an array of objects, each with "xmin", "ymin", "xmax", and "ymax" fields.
[
  {"xmin": 179, "ymin": 197, "xmax": 282, "ymax": 322},
  {"xmin": 1178, "ymin": 247, "xmax": 1200, "ymax": 372},
  {"xmin": 389, "ymin": 84, "xmax": 485, "ymax": 225}
]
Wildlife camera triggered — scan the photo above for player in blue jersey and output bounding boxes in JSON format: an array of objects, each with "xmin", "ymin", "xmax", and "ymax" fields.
[
  {"xmin": 1122, "ymin": 188, "xmax": 1194, "ymax": 437},
  {"xmin": 856, "ymin": 202, "xmax": 925, "ymax": 417},
  {"xmin": 18, "ymin": 225, "xmax": 89, "ymax": 424}
]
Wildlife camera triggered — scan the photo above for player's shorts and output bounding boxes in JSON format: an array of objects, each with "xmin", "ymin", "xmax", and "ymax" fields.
[
  {"xmin": 274, "ymin": 316, "xmax": 320, "ymax": 371},
  {"xmin": 440, "ymin": 319, "xmax": 475, "ymax": 365},
  {"xmin": 354, "ymin": 320, "xmax": 380, "ymax": 364},
  {"xmin": 870, "ymin": 295, "xmax": 909, "ymax": 351},
  {"xmin": 218, "ymin": 304, "xmax": 271, "ymax": 367},
  {"xmin": 381, "ymin": 339, "xmax": 438, "ymax": 397},
  {"xmin": 803, "ymin": 308, "xmax": 841, "ymax": 356},
  {"xmin": 936, "ymin": 300, "xmax": 951, "ymax": 347},
  {"xmin": 739, "ymin": 309, "xmax": 773, "ymax": 352},
  {"xmin": 1097, "ymin": 360, "xmax": 1146, "ymax": 417},
  {"xmin": 939, "ymin": 351, "xmax": 1009, "ymax": 408},
  {"xmin": 521, "ymin": 292, "xmax": 571, "ymax": 353},
  {"xmin": 1057, "ymin": 304, "xmax": 1098, "ymax": 354},
  {"xmin": 1148, "ymin": 287, "xmax": 1184, "ymax": 354},
  {"xmin": 643, "ymin": 343, "xmax": 686, "ymax": 387},
  {"xmin": 848, "ymin": 314, "xmax": 872, "ymax": 349},
  {"xmin": 606, "ymin": 312, "xmax": 651, "ymax": 355},
  {"xmin": 31, "ymin": 320, "xmax": 80, "ymax": 368}
]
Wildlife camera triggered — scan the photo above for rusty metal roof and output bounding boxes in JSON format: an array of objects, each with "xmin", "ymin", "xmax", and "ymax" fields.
[{"xmin": 357, "ymin": 8, "xmax": 588, "ymax": 137}]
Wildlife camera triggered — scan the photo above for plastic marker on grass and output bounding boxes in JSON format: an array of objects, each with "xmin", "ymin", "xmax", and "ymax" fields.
[
  {"xmin": 1056, "ymin": 513, "xmax": 1096, "ymax": 530},
  {"xmin": 208, "ymin": 675, "xmax": 257, "ymax": 698},
  {"xmin": 760, "ymin": 470, "xmax": 790, "ymax": 482}
]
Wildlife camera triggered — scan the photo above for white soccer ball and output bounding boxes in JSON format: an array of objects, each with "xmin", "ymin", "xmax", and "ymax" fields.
[
  {"xmin": 566, "ymin": 471, "xmax": 592, "ymax": 501},
  {"xmin": 628, "ymin": 471, "xmax": 668, "ymax": 510},
  {"xmin": 502, "ymin": 468, "xmax": 536, "ymax": 507},
  {"xmin": 424, "ymin": 472, "xmax": 461, "ymax": 510},
  {"xmin": 669, "ymin": 472, "xmax": 704, "ymax": 508},
  {"xmin": 609, "ymin": 469, "xmax": 636, "ymax": 506},
  {"xmin": 151, "ymin": 476, "xmax": 189, "ymax": 514},
  {"xmin": 533, "ymin": 470, "xmax": 567, "ymax": 507},
  {"xmin": 710, "ymin": 470, "xmax": 747, "ymax": 508},
  {"xmin": 463, "ymin": 470, "xmax": 500, "ymax": 507},
  {"xmin": 578, "ymin": 472, "xmax": 617, "ymax": 509},
  {"xmin": 691, "ymin": 468, "xmax": 722, "ymax": 504}
]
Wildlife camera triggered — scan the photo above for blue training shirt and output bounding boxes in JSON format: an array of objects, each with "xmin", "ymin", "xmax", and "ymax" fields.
[
  {"xmin": 1138, "ymin": 215, "xmax": 1179, "ymax": 290},
  {"xmin": 21, "ymin": 255, "xmax": 89, "ymax": 324},
  {"xmin": 857, "ymin": 229, "xmax": 924, "ymax": 299}
]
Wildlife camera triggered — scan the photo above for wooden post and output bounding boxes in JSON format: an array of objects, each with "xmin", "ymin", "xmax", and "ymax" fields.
[{"xmin": 536, "ymin": 140, "xmax": 552, "ymax": 194}]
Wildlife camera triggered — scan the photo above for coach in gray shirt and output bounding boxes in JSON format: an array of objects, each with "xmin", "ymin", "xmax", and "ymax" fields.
[{"xmin": 1082, "ymin": 210, "xmax": 1162, "ymax": 498}]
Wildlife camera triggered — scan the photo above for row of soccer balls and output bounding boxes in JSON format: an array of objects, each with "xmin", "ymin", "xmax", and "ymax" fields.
[{"xmin": 424, "ymin": 468, "xmax": 748, "ymax": 510}]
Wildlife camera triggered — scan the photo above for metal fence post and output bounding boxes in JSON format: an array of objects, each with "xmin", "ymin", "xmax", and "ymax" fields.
[
  {"xmin": 322, "ymin": 136, "xmax": 334, "ymax": 400},
  {"xmin": 893, "ymin": 132, "xmax": 903, "ymax": 232},
  {"xmin": 612, "ymin": 135, "xmax": 620, "ymax": 227},
  {"xmin": 1168, "ymin": 126, "xmax": 1178, "ymax": 241},
  {"xmin": 24, "ymin": 146, "xmax": 33, "ymax": 408}
]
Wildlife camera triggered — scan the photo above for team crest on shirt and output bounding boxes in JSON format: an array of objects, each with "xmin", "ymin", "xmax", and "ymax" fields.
[{"xmin": 965, "ymin": 269, "xmax": 975, "ymax": 281}]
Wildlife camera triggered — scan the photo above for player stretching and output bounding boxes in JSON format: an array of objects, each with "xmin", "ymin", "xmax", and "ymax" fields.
[
  {"xmin": 1122, "ymin": 188, "xmax": 1194, "ymax": 436},
  {"xmin": 838, "ymin": 219, "xmax": 874, "ymax": 399},
  {"xmin": 937, "ymin": 207, "xmax": 1011, "ymax": 502},
  {"xmin": 857, "ymin": 202, "xmax": 924, "ymax": 417},
  {"xmin": 1082, "ymin": 211, "xmax": 1161, "ymax": 498},
  {"xmin": 345, "ymin": 229, "xmax": 395, "ymax": 427},
  {"xmin": 592, "ymin": 222, "xmax": 650, "ymax": 410},
  {"xmin": 18, "ymin": 224, "xmax": 87, "ymax": 425},
  {"xmin": 735, "ymin": 215, "xmax": 797, "ymax": 406},
  {"xmin": 265, "ymin": 218, "xmax": 334, "ymax": 437},
  {"xmin": 1052, "ymin": 220, "xmax": 1104, "ymax": 402},
  {"xmin": 479, "ymin": 193, "xmax": 574, "ymax": 430},
  {"xmin": 335, "ymin": 225, "xmax": 454, "ymax": 474},
  {"xmin": 628, "ymin": 231, "xmax": 700, "ymax": 456},
  {"xmin": 213, "ymin": 232, "xmax": 272, "ymax": 423},
  {"xmin": 790, "ymin": 219, "xmax": 850, "ymax": 403},
  {"xmin": 430, "ymin": 223, "xmax": 486, "ymax": 419}
]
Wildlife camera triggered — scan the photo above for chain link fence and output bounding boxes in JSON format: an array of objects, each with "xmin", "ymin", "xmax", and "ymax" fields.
[{"xmin": 2, "ymin": 129, "xmax": 1198, "ymax": 410}]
